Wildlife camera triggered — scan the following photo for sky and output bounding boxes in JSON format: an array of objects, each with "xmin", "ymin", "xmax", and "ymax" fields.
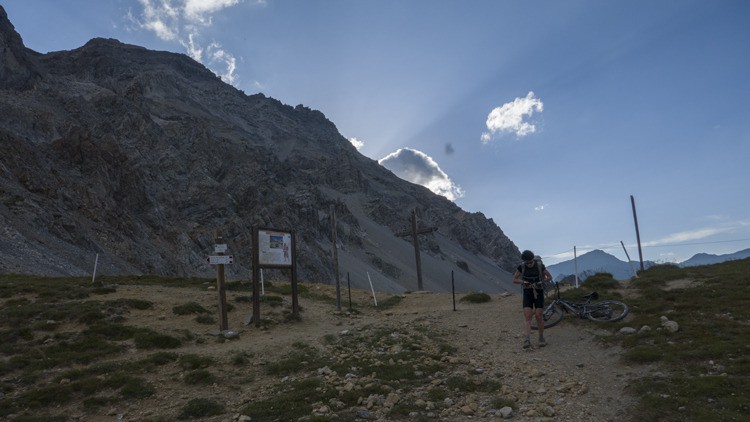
[{"xmin": 4, "ymin": 0, "xmax": 750, "ymax": 265}]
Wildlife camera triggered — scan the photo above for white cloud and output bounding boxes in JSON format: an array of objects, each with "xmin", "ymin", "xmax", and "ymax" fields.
[
  {"xmin": 481, "ymin": 91, "xmax": 544, "ymax": 143},
  {"xmin": 378, "ymin": 148, "xmax": 464, "ymax": 201},
  {"xmin": 207, "ymin": 42, "xmax": 237, "ymax": 85},
  {"xmin": 184, "ymin": 0, "xmax": 241, "ymax": 24},
  {"xmin": 137, "ymin": 0, "xmax": 180, "ymax": 41},
  {"xmin": 643, "ymin": 227, "xmax": 733, "ymax": 247},
  {"xmin": 349, "ymin": 137, "xmax": 365, "ymax": 150},
  {"xmin": 133, "ymin": 0, "xmax": 243, "ymax": 86},
  {"xmin": 534, "ymin": 204, "xmax": 549, "ymax": 211}
]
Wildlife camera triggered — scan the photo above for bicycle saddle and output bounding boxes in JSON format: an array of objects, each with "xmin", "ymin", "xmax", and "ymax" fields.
[{"xmin": 582, "ymin": 292, "xmax": 599, "ymax": 300}]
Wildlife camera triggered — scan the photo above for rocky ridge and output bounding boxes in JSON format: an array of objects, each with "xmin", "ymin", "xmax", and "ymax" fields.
[{"xmin": 0, "ymin": 5, "xmax": 518, "ymax": 293}]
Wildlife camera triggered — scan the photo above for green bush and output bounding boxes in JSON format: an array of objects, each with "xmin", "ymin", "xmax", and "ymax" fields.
[
  {"xmin": 195, "ymin": 314, "xmax": 215, "ymax": 324},
  {"xmin": 178, "ymin": 398, "xmax": 225, "ymax": 419},
  {"xmin": 460, "ymin": 292, "xmax": 491, "ymax": 303},
  {"xmin": 133, "ymin": 329, "xmax": 181, "ymax": 349},
  {"xmin": 173, "ymin": 302, "xmax": 209, "ymax": 315},
  {"xmin": 183, "ymin": 369, "xmax": 217, "ymax": 385},
  {"xmin": 179, "ymin": 354, "xmax": 213, "ymax": 370}
]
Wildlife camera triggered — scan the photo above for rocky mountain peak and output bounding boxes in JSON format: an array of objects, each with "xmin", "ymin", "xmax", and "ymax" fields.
[
  {"xmin": 0, "ymin": 5, "xmax": 41, "ymax": 89},
  {"xmin": 0, "ymin": 7, "xmax": 520, "ymax": 292}
]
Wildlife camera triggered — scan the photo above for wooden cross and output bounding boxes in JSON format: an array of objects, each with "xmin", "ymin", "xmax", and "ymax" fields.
[{"xmin": 395, "ymin": 209, "xmax": 437, "ymax": 291}]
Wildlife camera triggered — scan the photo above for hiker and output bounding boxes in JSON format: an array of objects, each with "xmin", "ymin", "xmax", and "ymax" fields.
[{"xmin": 513, "ymin": 250, "xmax": 552, "ymax": 348}]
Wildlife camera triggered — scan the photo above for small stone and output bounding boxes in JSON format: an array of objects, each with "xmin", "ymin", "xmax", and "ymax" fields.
[
  {"xmin": 384, "ymin": 392, "xmax": 400, "ymax": 407},
  {"xmin": 499, "ymin": 406, "xmax": 513, "ymax": 418}
]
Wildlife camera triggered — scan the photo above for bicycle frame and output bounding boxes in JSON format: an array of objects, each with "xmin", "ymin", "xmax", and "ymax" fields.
[
  {"xmin": 545, "ymin": 283, "xmax": 599, "ymax": 318},
  {"xmin": 533, "ymin": 282, "xmax": 629, "ymax": 329}
]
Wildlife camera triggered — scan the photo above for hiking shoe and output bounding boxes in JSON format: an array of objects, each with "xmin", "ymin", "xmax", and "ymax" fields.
[
  {"xmin": 538, "ymin": 338, "xmax": 547, "ymax": 347},
  {"xmin": 523, "ymin": 338, "xmax": 531, "ymax": 349}
]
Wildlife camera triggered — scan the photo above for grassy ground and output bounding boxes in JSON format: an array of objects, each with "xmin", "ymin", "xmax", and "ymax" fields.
[
  {"xmin": 1, "ymin": 259, "xmax": 749, "ymax": 421},
  {"xmin": 0, "ymin": 275, "xmax": 431, "ymax": 421},
  {"xmin": 559, "ymin": 259, "xmax": 750, "ymax": 421}
]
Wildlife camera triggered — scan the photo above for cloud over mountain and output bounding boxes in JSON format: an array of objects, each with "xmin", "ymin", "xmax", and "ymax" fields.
[
  {"xmin": 379, "ymin": 148, "xmax": 464, "ymax": 201},
  {"xmin": 130, "ymin": 0, "xmax": 249, "ymax": 85}
]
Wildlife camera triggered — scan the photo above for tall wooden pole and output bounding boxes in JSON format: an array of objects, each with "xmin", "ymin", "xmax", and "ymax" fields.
[
  {"xmin": 290, "ymin": 231, "xmax": 299, "ymax": 317},
  {"xmin": 411, "ymin": 210, "xmax": 424, "ymax": 291},
  {"xmin": 630, "ymin": 195, "xmax": 645, "ymax": 271},
  {"xmin": 214, "ymin": 230, "xmax": 228, "ymax": 331},
  {"xmin": 252, "ymin": 227, "xmax": 261, "ymax": 327},
  {"xmin": 331, "ymin": 205, "xmax": 341, "ymax": 311},
  {"xmin": 394, "ymin": 210, "xmax": 437, "ymax": 291},
  {"xmin": 573, "ymin": 246, "xmax": 579, "ymax": 288}
]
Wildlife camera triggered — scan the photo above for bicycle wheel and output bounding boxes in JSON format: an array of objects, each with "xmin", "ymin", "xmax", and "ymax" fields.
[
  {"xmin": 586, "ymin": 300, "xmax": 629, "ymax": 322},
  {"xmin": 531, "ymin": 304, "xmax": 563, "ymax": 329}
]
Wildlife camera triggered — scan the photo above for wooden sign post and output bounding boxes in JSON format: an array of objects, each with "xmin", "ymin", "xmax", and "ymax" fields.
[{"xmin": 207, "ymin": 230, "xmax": 233, "ymax": 332}]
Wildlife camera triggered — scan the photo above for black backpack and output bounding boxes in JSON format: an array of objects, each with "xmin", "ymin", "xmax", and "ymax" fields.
[{"xmin": 521, "ymin": 255, "xmax": 545, "ymax": 285}]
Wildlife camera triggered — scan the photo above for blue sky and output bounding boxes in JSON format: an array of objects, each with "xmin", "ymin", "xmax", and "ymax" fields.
[{"xmin": 5, "ymin": 0, "xmax": 750, "ymax": 265}]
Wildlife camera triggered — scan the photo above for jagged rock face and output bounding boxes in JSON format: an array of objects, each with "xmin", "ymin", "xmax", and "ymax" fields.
[
  {"xmin": 0, "ymin": 6, "xmax": 519, "ymax": 292},
  {"xmin": 0, "ymin": 7, "xmax": 41, "ymax": 89}
]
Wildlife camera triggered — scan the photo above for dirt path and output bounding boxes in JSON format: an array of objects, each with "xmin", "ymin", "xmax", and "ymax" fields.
[
  {"xmin": 378, "ymin": 291, "xmax": 644, "ymax": 420},
  {"xmin": 66, "ymin": 283, "xmax": 645, "ymax": 421}
]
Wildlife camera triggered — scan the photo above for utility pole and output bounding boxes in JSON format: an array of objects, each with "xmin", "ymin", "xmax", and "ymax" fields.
[
  {"xmin": 395, "ymin": 209, "xmax": 437, "ymax": 291},
  {"xmin": 630, "ymin": 195, "xmax": 645, "ymax": 272},
  {"xmin": 574, "ymin": 246, "xmax": 579, "ymax": 288},
  {"xmin": 330, "ymin": 205, "xmax": 341, "ymax": 311}
]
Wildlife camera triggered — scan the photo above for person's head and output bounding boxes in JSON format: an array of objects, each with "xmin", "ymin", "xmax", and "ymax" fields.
[{"xmin": 521, "ymin": 250, "xmax": 535, "ymax": 265}]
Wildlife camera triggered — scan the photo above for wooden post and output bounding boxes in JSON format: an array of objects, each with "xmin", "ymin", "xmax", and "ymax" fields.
[
  {"xmin": 451, "ymin": 270, "xmax": 456, "ymax": 311},
  {"xmin": 395, "ymin": 209, "xmax": 437, "ymax": 291},
  {"xmin": 411, "ymin": 211, "xmax": 424, "ymax": 291},
  {"xmin": 347, "ymin": 272, "xmax": 352, "ymax": 312},
  {"xmin": 331, "ymin": 205, "xmax": 341, "ymax": 311},
  {"xmin": 621, "ymin": 240, "xmax": 638, "ymax": 278},
  {"xmin": 252, "ymin": 227, "xmax": 261, "ymax": 327},
  {"xmin": 214, "ymin": 230, "xmax": 229, "ymax": 331},
  {"xmin": 573, "ymin": 246, "xmax": 579, "ymax": 288},
  {"xmin": 630, "ymin": 195, "xmax": 645, "ymax": 271},
  {"xmin": 291, "ymin": 231, "xmax": 299, "ymax": 318},
  {"xmin": 91, "ymin": 253, "xmax": 100, "ymax": 286}
]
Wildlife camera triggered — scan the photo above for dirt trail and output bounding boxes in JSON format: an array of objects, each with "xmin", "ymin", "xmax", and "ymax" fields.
[{"xmin": 64, "ymin": 283, "xmax": 646, "ymax": 421}]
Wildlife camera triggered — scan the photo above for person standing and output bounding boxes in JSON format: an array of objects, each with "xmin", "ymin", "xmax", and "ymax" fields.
[{"xmin": 513, "ymin": 250, "xmax": 552, "ymax": 348}]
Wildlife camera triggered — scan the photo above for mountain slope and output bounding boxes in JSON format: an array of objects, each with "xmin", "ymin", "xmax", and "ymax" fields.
[
  {"xmin": 678, "ymin": 248, "xmax": 750, "ymax": 267},
  {"xmin": 546, "ymin": 249, "xmax": 654, "ymax": 282},
  {"xmin": 0, "ymin": 6, "xmax": 518, "ymax": 292},
  {"xmin": 548, "ymin": 248, "xmax": 750, "ymax": 283}
]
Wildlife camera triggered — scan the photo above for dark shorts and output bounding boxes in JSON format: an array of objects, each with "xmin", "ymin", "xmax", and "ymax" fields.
[{"xmin": 522, "ymin": 288, "xmax": 544, "ymax": 309}]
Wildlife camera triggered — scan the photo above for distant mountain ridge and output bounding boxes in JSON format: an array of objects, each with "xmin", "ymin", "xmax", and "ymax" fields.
[
  {"xmin": 547, "ymin": 248, "xmax": 750, "ymax": 282},
  {"xmin": 546, "ymin": 250, "xmax": 653, "ymax": 282},
  {"xmin": 677, "ymin": 248, "xmax": 750, "ymax": 267}
]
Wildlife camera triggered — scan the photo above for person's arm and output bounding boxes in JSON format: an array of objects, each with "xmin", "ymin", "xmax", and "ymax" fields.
[
  {"xmin": 543, "ymin": 268, "xmax": 552, "ymax": 283},
  {"xmin": 512, "ymin": 269, "xmax": 524, "ymax": 286}
]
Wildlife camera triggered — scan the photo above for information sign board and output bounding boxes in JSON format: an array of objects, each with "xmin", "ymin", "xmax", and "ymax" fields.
[
  {"xmin": 258, "ymin": 230, "xmax": 292, "ymax": 267},
  {"xmin": 207, "ymin": 255, "xmax": 234, "ymax": 265}
]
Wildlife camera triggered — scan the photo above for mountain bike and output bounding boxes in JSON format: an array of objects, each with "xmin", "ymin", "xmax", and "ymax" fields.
[{"xmin": 530, "ymin": 282, "xmax": 629, "ymax": 329}]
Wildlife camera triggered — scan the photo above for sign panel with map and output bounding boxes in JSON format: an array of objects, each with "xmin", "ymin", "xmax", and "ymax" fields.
[{"xmin": 258, "ymin": 229, "xmax": 293, "ymax": 267}]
